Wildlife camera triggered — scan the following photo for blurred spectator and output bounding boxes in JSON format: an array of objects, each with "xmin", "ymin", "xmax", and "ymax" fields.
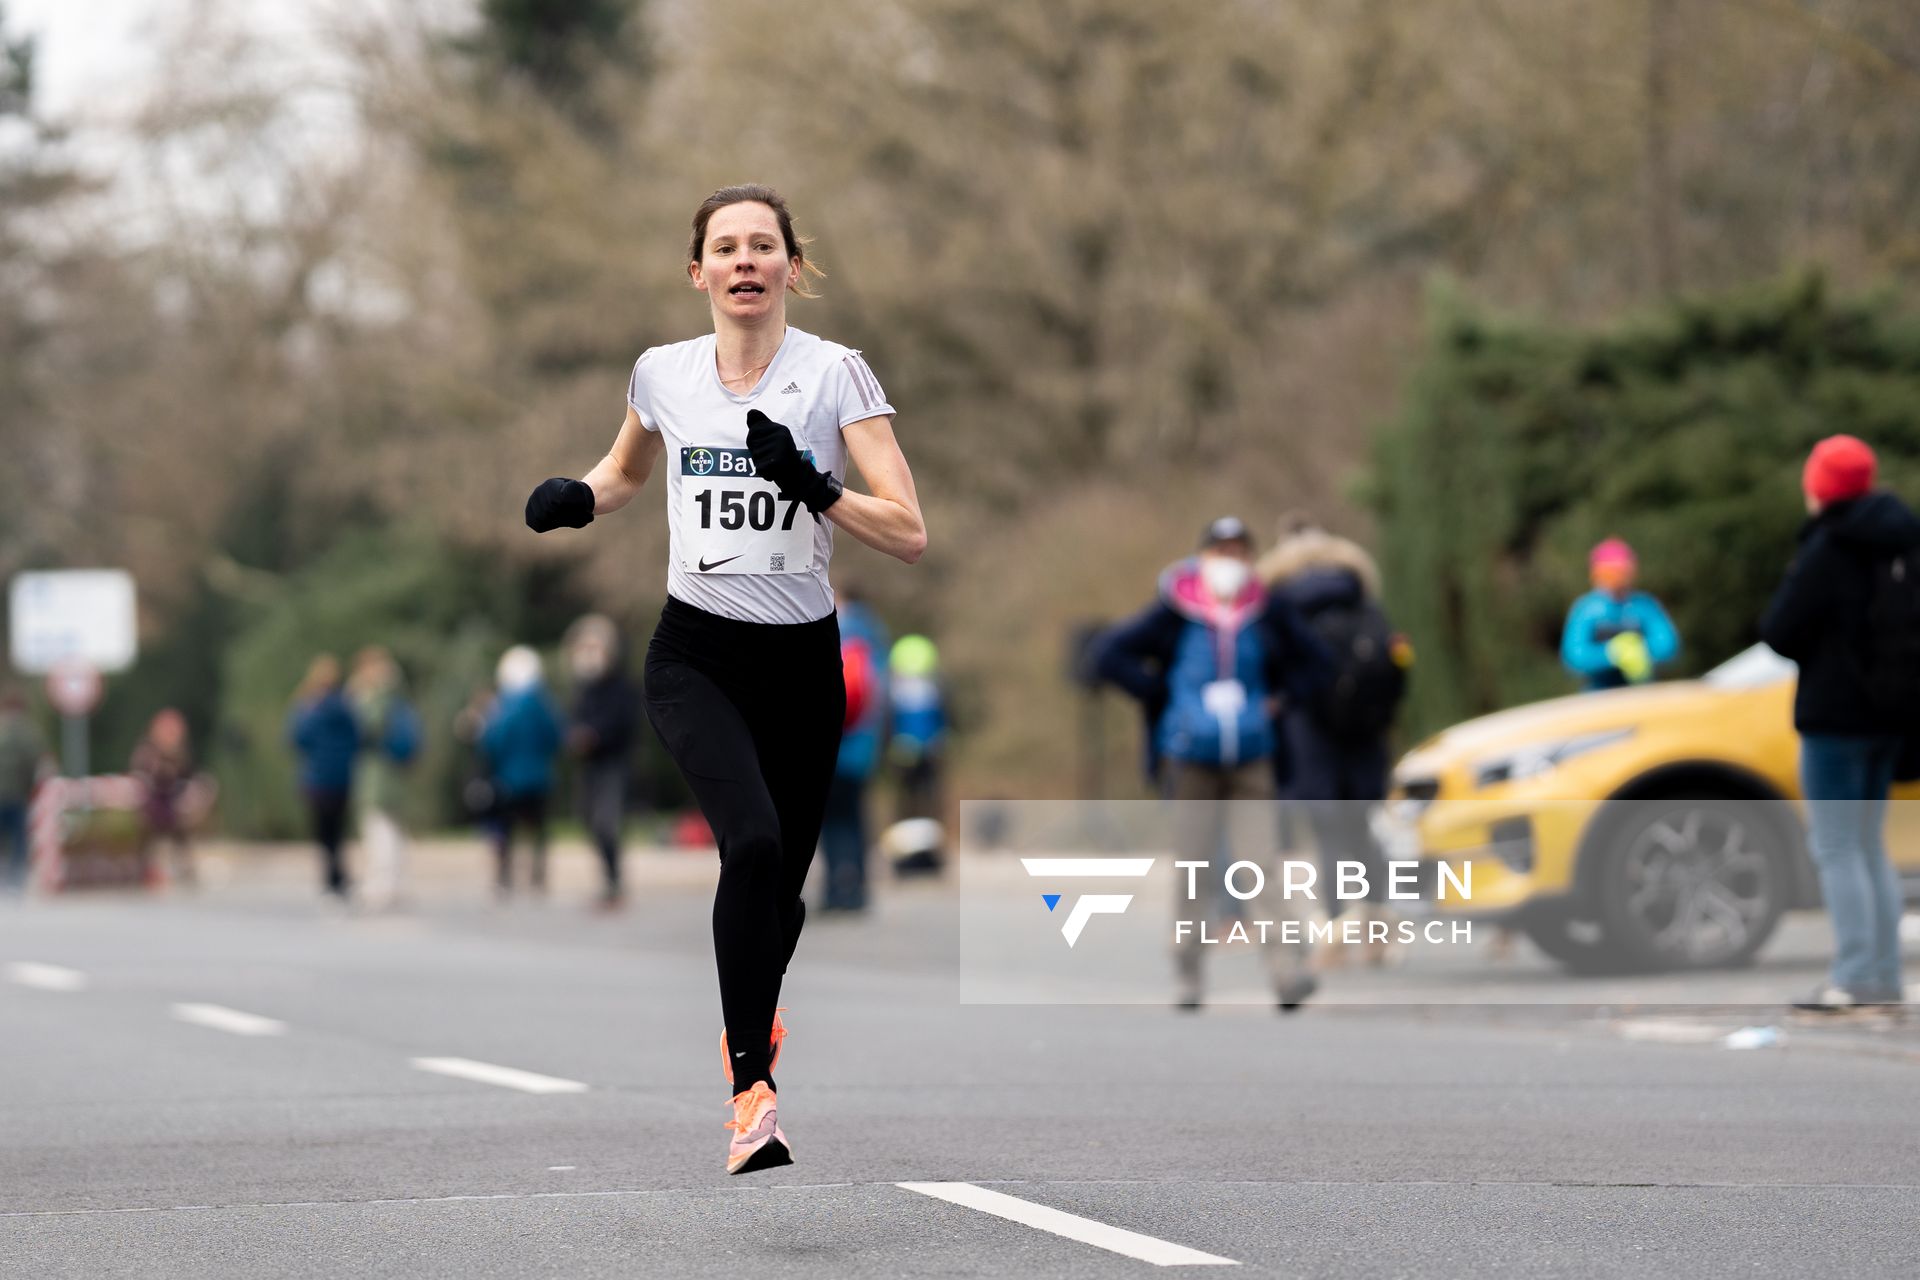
[
  {"xmin": 288, "ymin": 656, "xmax": 362, "ymax": 899},
  {"xmin": 1260, "ymin": 516, "xmax": 1411, "ymax": 965},
  {"xmin": 349, "ymin": 647, "xmax": 421, "ymax": 911},
  {"xmin": 1096, "ymin": 516, "xmax": 1332, "ymax": 1011},
  {"xmin": 130, "ymin": 708, "xmax": 198, "ymax": 888},
  {"xmin": 822, "ymin": 588, "xmax": 889, "ymax": 912},
  {"xmin": 887, "ymin": 634, "xmax": 946, "ymax": 824},
  {"xmin": 0, "ymin": 688, "xmax": 49, "ymax": 894},
  {"xmin": 454, "ymin": 682, "xmax": 504, "ymax": 843},
  {"xmin": 1561, "ymin": 538, "xmax": 1680, "ymax": 690},
  {"xmin": 1762, "ymin": 435, "xmax": 1920, "ymax": 1012},
  {"xmin": 566, "ymin": 616, "xmax": 640, "ymax": 910},
  {"xmin": 481, "ymin": 645, "xmax": 563, "ymax": 896}
]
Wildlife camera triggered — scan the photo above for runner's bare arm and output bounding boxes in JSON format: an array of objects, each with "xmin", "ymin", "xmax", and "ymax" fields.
[
  {"xmin": 828, "ymin": 415, "xmax": 927, "ymax": 564},
  {"xmin": 583, "ymin": 408, "xmax": 664, "ymax": 514}
]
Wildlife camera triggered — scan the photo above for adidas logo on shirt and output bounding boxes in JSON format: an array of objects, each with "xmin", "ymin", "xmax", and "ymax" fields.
[{"xmin": 780, "ymin": 382, "xmax": 801, "ymax": 394}]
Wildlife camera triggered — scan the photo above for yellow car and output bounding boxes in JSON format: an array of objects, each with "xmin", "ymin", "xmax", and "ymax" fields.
[{"xmin": 1384, "ymin": 645, "xmax": 1920, "ymax": 972}]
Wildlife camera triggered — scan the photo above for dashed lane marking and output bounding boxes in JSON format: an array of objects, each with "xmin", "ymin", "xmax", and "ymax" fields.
[
  {"xmin": 171, "ymin": 1003, "xmax": 289, "ymax": 1037},
  {"xmin": 6, "ymin": 961, "xmax": 87, "ymax": 992},
  {"xmin": 5, "ymin": 1177, "xmax": 1917, "ymax": 1222},
  {"xmin": 409, "ymin": 1057, "xmax": 589, "ymax": 1095},
  {"xmin": 898, "ymin": 1181, "xmax": 1239, "ymax": 1267}
]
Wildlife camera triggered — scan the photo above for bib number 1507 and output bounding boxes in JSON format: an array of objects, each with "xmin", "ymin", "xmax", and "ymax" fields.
[{"xmin": 694, "ymin": 488, "xmax": 801, "ymax": 533}]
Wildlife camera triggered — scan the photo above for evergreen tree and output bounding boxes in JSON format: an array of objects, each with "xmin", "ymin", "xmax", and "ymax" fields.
[{"xmin": 1371, "ymin": 272, "xmax": 1920, "ymax": 739}]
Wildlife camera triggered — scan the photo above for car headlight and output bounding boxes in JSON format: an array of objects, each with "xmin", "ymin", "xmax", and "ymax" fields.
[{"xmin": 1472, "ymin": 728, "xmax": 1635, "ymax": 789}]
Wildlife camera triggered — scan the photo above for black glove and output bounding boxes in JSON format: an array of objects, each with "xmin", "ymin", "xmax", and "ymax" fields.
[
  {"xmin": 525, "ymin": 477, "xmax": 595, "ymax": 532},
  {"xmin": 746, "ymin": 409, "xmax": 843, "ymax": 514}
]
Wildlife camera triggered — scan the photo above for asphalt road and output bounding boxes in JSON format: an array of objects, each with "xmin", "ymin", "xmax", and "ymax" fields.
[{"xmin": 4, "ymin": 844, "xmax": 1918, "ymax": 1279}]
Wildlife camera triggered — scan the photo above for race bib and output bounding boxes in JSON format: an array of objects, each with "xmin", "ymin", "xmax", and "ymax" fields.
[{"xmin": 678, "ymin": 446, "xmax": 812, "ymax": 576}]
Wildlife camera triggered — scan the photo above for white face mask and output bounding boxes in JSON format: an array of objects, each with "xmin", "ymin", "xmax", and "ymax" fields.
[{"xmin": 1200, "ymin": 555, "xmax": 1251, "ymax": 601}]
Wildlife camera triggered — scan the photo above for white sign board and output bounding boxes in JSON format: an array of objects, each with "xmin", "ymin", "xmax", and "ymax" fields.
[{"xmin": 8, "ymin": 570, "xmax": 139, "ymax": 675}]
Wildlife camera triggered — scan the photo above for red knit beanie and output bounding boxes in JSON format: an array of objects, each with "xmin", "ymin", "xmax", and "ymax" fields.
[{"xmin": 1802, "ymin": 435, "xmax": 1876, "ymax": 505}]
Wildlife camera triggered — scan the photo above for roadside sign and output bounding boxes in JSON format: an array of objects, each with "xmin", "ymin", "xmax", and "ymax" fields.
[
  {"xmin": 8, "ymin": 570, "xmax": 138, "ymax": 674},
  {"xmin": 46, "ymin": 659, "xmax": 103, "ymax": 717}
]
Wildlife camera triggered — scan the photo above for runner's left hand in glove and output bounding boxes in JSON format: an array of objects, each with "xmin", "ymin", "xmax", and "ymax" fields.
[
  {"xmin": 525, "ymin": 477, "xmax": 596, "ymax": 532},
  {"xmin": 746, "ymin": 409, "xmax": 843, "ymax": 515}
]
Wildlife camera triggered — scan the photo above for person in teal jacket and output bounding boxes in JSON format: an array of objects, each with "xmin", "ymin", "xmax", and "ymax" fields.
[
  {"xmin": 481, "ymin": 645, "xmax": 563, "ymax": 894},
  {"xmin": 1561, "ymin": 538, "xmax": 1680, "ymax": 690}
]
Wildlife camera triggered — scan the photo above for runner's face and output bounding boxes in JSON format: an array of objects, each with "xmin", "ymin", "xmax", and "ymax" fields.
[{"xmin": 691, "ymin": 202, "xmax": 797, "ymax": 323}]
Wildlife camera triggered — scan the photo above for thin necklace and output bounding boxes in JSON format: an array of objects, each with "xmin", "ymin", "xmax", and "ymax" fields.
[{"xmin": 720, "ymin": 357, "xmax": 772, "ymax": 388}]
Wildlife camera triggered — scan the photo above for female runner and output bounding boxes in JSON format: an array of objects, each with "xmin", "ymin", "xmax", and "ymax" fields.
[{"xmin": 525, "ymin": 184, "xmax": 926, "ymax": 1174}]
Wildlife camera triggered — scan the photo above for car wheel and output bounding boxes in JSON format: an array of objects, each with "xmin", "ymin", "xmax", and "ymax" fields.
[
  {"xmin": 1593, "ymin": 796, "xmax": 1789, "ymax": 972},
  {"xmin": 1517, "ymin": 903, "xmax": 1634, "ymax": 975}
]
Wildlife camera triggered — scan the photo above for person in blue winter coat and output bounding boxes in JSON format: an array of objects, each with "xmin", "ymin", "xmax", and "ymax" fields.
[
  {"xmin": 1561, "ymin": 538, "xmax": 1680, "ymax": 690},
  {"xmin": 1095, "ymin": 516, "xmax": 1333, "ymax": 1011},
  {"xmin": 820, "ymin": 587, "xmax": 889, "ymax": 912},
  {"xmin": 481, "ymin": 645, "xmax": 564, "ymax": 895},
  {"xmin": 288, "ymin": 654, "xmax": 362, "ymax": 899}
]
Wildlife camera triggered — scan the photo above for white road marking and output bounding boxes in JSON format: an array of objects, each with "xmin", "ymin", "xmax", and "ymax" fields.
[
  {"xmin": 170, "ymin": 1004, "xmax": 288, "ymax": 1037},
  {"xmin": 409, "ymin": 1057, "xmax": 589, "ymax": 1095},
  {"xmin": 3, "ymin": 1177, "xmax": 1914, "ymax": 1221},
  {"xmin": 898, "ymin": 1182, "xmax": 1239, "ymax": 1268},
  {"xmin": 1612, "ymin": 1018, "xmax": 1727, "ymax": 1046},
  {"xmin": 6, "ymin": 962, "xmax": 87, "ymax": 992},
  {"xmin": 547, "ymin": 1166, "xmax": 576, "ymax": 1172}
]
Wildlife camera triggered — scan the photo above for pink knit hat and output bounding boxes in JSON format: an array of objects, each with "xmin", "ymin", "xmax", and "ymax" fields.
[{"xmin": 1589, "ymin": 538, "xmax": 1636, "ymax": 573}]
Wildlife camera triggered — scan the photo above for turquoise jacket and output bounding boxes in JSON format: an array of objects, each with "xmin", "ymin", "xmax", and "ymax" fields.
[{"xmin": 1561, "ymin": 590, "xmax": 1679, "ymax": 690}]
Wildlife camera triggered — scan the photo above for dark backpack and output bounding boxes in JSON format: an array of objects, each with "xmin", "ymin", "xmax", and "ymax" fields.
[
  {"xmin": 1865, "ymin": 548, "xmax": 1920, "ymax": 722},
  {"xmin": 1307, "ymin": 600, "xmax": 1407, "ymax": 743}
]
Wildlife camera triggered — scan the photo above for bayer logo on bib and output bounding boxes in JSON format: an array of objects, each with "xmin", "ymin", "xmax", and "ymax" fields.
[{"xmin": 678, "ymin": 446, "xmax": 812, "ymax": 575}]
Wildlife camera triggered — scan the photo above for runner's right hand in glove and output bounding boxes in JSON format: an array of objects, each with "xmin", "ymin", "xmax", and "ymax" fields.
[{"xmin": 525, "ymin": 478, "xmax": 596, "ymax": 532}]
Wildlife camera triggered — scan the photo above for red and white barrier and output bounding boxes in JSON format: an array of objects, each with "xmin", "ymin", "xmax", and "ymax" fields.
[{"xmin": 26, "ymin": 774, "xmax": 213, "ymax": 894}]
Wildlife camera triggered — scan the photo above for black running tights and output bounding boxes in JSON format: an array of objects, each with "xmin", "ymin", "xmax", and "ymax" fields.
[{"xmin": 643, "ymin": 597, "xmax": 844, "ymax": 1095}]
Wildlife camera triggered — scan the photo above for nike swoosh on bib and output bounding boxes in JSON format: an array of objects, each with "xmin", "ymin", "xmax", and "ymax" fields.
[{"xmin": 699, "ymin": 555, "xmax": 745, "ymax": 572}]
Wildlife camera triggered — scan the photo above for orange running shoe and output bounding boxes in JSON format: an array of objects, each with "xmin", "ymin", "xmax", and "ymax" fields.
[
  {"xmin": 719, "ymin": 1009, "xmax": 788, "ymax": 1087},
  {"xmin": 724, "ymin": 1080, "xmax": 791, "ymax": 1175}
]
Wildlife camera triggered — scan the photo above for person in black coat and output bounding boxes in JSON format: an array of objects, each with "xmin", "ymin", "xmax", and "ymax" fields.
[
  {"xmin": 1760, "ymin": 434, "xmax": 1920, "ymax": 1012},
  {"xmin": 566, "ymin": 616, "xmax": 641, "ymax": 909},
  {"xmin": 1259, "ymin": 519, "xmax": 1411, "ymax": 960}
]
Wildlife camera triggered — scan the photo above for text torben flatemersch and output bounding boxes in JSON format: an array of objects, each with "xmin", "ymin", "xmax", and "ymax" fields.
[{"xmin": 1171, "ymin": 858, "xmax": 1475, "ymax": 946}]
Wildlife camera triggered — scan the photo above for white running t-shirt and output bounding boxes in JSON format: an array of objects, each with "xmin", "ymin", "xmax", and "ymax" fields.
[{"xmin": 627, "ymin": 326, "xmax": 895, "ymax": 624}]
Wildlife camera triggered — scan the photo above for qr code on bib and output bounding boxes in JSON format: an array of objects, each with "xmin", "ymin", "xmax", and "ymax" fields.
[{"xmin": 769, "ymin": 553, "xmax": 785, "ymax": 571}]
